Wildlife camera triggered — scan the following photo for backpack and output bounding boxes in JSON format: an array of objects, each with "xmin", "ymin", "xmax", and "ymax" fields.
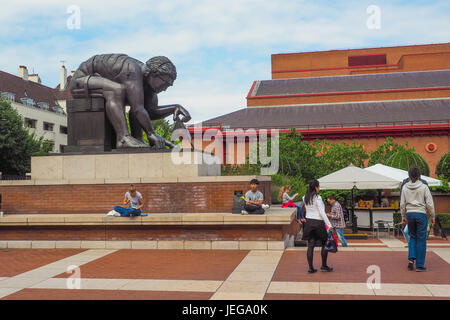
[{"xmin": 232, "ymin": 191, "xmax": 246, "ymax": 213}]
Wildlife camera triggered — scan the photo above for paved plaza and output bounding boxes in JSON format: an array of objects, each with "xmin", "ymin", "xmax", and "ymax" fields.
[{"xmin": 1, "ymin": 238, "xmax": 449, "ymax": 300}]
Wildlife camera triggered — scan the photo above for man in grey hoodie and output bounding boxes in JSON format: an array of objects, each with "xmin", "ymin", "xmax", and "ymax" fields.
[{"xmin": 400, "ymin": 166, "xmax": 435, "ymax": 272}]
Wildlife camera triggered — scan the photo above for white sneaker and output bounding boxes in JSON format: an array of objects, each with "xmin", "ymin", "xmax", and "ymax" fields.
[
  {"xmin": 241, "ymin": 210, "xmax": 248, "ymax": 215},
  {"xmin": 262, "ymin": 204, "xmax": 270, "ymax": 209},
  {"xmin": 106, "ymin": 210, "xmax": 120, "ymax": 217}
]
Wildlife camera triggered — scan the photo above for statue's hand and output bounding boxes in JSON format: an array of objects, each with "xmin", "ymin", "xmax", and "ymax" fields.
[
  {"xmin": 147, "ymin": 132, "xmax": 166, "ymax": 149},
  {"xmin": 173, "ymin": 105, "xmax": 191, "ymax": 123}
]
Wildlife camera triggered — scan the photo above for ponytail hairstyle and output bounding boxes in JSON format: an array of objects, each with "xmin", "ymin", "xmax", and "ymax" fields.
[
  {"xmin": 277, "ymin": 185, "xmax": 291, "ymax": 202},
  {"xmin": 304, "ymin": 179, "xmax": 320, "ymax": 206}
]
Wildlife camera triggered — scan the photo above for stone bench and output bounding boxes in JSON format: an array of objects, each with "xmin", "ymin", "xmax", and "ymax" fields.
[{"xmin": 0, "ymin": 208, "xmax": 297, "ymax": 250}]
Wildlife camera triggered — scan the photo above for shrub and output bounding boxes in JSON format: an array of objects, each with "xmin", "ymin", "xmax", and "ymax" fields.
[
  {"xmin": 436, "ymin": 151, "xmax": 450, "ymax": 180},
  {"xmin": 385, "ymin": 148, "xmax": 430, "ymax": 176}
]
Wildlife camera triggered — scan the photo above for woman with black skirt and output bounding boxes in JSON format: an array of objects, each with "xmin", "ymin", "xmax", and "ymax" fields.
[{"xmin": 302, "ymin": 179, "xmax": 334, "ymax": 273}]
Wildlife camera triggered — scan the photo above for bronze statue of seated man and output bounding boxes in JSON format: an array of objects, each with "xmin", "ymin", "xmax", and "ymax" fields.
[{"xmin": 70, "ymin": 54, "xmax": 191, "ymax": 149}]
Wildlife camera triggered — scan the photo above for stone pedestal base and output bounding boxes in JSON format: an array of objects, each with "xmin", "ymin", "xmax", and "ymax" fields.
[
  {"xmin": 66, "ymin": 98, "xmax": 116, "ymax": 152},
  {"xmin": 31, "ymin": 151, "xmax": 221, "ymax": 181}
]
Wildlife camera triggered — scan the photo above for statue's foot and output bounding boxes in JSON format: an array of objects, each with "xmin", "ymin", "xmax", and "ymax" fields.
[{"xmin": 117, "ymin": 136, "xmax": 149, "ymax": 148}]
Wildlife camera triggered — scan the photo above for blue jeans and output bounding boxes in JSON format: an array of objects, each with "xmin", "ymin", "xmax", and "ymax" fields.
[
  {"xmin": 114, "ymin": 206, "xmax": 142, "ymax": 217},
  {"xmin": 335, "ymin": 228, "xmax": 348, "ymax": 247},
  {"xmin": 406, "ymin": 212, "xmax": 428, "ymax": 268},
  {"xmin": 295, "ymin": 204, "xmax": 303, "ymax": 219}
]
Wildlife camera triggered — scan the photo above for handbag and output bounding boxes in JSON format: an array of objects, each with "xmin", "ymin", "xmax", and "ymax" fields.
[{"xmin": 324, "ymin": 230, "xmax": 338, "ymax": 253}]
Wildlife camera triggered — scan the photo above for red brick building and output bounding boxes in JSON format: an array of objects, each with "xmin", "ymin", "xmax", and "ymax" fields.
[{"xmin": 192, "ymin": 43, "xmax": 450, "ymax": 176}]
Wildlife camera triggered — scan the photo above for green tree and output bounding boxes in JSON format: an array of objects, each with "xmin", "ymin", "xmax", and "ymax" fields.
[
  {"xmin": 277, "ymin": 129, "xmax": 321, "ymax": 181},
  {"xmin": 436, "ymin": 151, "xmax": 450, "ymax": 180},
  {"xmin": 316, "ymin": 140, "xmax": 369, "ymax": 176},
  {"xmin": 368, "ymin": 137, "xmax": 406, "ymax": 166},
  {"xmin": 385, "ymin": 148, "xmax": 430, "ymax": 176},
  {"xmin": 0, "ymin": 97, "xmax": 50, "ymax": 175}
]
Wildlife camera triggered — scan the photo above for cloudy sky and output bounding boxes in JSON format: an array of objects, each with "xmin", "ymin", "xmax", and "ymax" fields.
[{"xmin": 1, "ymin": 0, "xmax": 449, "ymax": 122}]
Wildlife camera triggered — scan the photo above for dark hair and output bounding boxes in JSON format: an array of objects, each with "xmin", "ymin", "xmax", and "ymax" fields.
[
  {"xmin": 144, "ymin": 56, "xmax": 177, "ymax": 80},
  {"xmin": 408, "ymin": 166, "xmax": 421, "ymax": 183},
  {"xmin": 250, "ymin": 178, "xmax": 259, "ymax": 185},
  {"xmin": 304, "ymin": 179, "xmax": 320, "ymax": 205},
  {"xmin": 327, "ymin": 195, "xmax": 335, "ymax": 200}
]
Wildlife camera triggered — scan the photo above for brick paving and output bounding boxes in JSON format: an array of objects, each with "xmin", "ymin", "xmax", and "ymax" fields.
[
  {"xmin": 3, "ymin": 288, "xmax": 213, "ymax": 300},
  {"xmin": 272, "ymin": 251, "xmax": 450, "ymax": 284},
  {"xmin": 54, "ymin": 249, "xmax": 249, "ymax": 281},
  {"xmin": 0, "ymin": 247, "xmax": 449, "ymax": 300},
  {"xmin": 0, "ymin": 249, "xmax": 84, "ymax": 277}
]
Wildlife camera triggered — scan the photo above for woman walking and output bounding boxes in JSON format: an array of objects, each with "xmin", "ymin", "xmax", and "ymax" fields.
[
  {"xmin": 401, "ymin": 166, "xmax": 435, "ymax": 272},
  {"xmin": 302, "ymin": 179, "xmax": 334, "ymax": 273}
]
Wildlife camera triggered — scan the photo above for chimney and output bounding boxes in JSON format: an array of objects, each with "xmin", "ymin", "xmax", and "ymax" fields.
[
  {"xmin": 18, "ymin": 65, "xmax": 28, "ymax": 81},
  {"xmin": 60, "ymin": 65, "xmax": 67, "ymax": 90},
  {"xmin": 28, "ymin": 74, "xmax": 41, "ymax": 84}
]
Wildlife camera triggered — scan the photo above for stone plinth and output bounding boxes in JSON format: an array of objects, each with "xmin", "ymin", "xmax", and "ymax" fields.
[
  {"xmin": 31, "ymin": 151, "xmax": 221, "ymax": 181},
  {"xmin": 66, "ymin": 98, "xmax": 115, "ymax": 152}
]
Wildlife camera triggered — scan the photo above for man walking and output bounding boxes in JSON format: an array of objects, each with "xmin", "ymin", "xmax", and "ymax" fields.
[{"xmin": 327, "ymin": 196, "xmax": 348, "ymax": 247}]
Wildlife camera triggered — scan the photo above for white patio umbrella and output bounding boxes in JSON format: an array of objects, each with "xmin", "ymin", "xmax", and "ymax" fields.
[
  {"xmin": 318, "ymin": 164, "xmax": 401, "ymax": 190},
  {"xmin": 318, "ymin": 164, "xmax": 401, "ymax": 233},
  {"xmin": 364, "ymin": 163, "xmax": 442, "ymax": 187}
]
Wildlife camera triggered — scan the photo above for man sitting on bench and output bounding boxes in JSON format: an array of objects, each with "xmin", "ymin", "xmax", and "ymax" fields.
[
  {"xmin": 242, "ymin": 179, "xmax": 269, "ymax": 215},
  {"xmin": 107, "ymin": 184, "xmax": 144, "ymax": 217}
]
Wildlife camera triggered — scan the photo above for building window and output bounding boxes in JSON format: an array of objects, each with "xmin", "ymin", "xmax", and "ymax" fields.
[
  {"xmin": 1, "ymin": 92, "xmax": 15, "ymax": 102},
  {"xmin": 348, "ymin": 54, "xmax": 387, "ymax": 67},
  {"xmin": 24, "ymin": 118, "xmax": 37, "ymax": 129},
  {"xmin": 43, "ymin": 122, "xmax": 54, "ymax": 131},
  {"xmin": 53, "ymin": 106, "xmax": 66, "ymax": 115},
  {"xmin": 60, "ymin": 125, "xmax": 68, "ymax": 134},
  {"xmin": 20, "ymin": 97, "xmax": 35, "ymax": 107},
  {"xmin": 37, "ymin": 102, "xmax": 49, "ymax": 110}
]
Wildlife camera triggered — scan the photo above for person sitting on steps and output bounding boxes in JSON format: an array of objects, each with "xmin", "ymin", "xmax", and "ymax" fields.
[
  {"xmin": 107, "ymin": 184, "xmax": 144, "ymax": 217},
  {"xmin": 241, "ymin": 178, "xmax": 269, "ymax": 215}
]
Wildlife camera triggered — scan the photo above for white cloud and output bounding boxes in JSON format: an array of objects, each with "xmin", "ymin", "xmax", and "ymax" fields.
[{"xmin": 0, "ymin": 0, "xmax": 449, "ymax": 122}]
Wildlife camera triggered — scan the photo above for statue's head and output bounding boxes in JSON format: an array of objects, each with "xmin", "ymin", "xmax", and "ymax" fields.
[{"xmin": 144, "ymin": 56, "xmax": 177, "ymax": 93}]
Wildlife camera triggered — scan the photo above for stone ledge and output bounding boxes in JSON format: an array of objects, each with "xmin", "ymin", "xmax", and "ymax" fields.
[
  {"xmin": 0, "ymin": 208, "xmax": 295, "ymax": 226},
  {"xmin": 0, "ymin": 175, "xmax": 270, "ymax": 186},
  {"xmin": 0, "ymin": 240, "xmax": 286, "ymax": 250}
]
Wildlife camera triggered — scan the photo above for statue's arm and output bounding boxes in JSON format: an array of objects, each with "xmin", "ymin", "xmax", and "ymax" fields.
[
  {"xmin": 146, "ymin": 97, "xmax": 191, "ymax": 123},
  {"xmin": 125, "ymin": 78, "xmax": 156, "ymax": 134}
]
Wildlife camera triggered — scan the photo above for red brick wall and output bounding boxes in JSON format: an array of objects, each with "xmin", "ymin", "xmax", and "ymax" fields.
[{"xmin": 0, "ymin": 181, "xmax": 271, "ymax": 214}]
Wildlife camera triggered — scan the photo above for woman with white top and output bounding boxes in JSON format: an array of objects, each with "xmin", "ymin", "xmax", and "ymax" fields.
[{"xmin": 302, "ymin": 179, "xmax": 334, "ymax": 273}]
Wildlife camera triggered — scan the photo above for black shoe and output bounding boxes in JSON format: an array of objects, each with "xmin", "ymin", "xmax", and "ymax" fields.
[
  {"xmin": 308, "ymin": 268, "xmax": 317, "ymax": 274},
  {"xmin": 321, "ymin": 266, "xmax": 333, "ymax": 272},
  {"xmin": 416, "ymin": 267, "xmax": 427, "ymax": 272},
  {"xmin": 408, "ymin": 260, "xmax": 414, "ymax": 271}
]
